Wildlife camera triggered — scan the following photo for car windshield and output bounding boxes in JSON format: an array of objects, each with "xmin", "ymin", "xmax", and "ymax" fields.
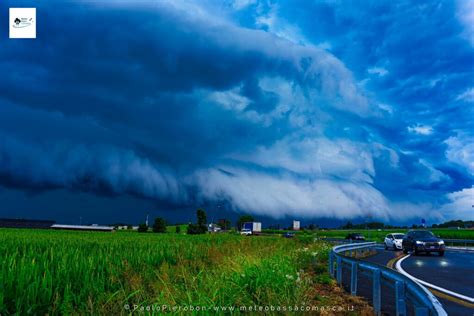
[
  {"xmin": 413, "ymin": 231, "xmax": 434, "ymax": 238},
  {"xmin": 393, "ymin": 234, "xmax": 404, "ymax": 239}
]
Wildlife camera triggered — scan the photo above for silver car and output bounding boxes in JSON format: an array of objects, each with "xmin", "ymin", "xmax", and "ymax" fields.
[{"xmin": 384, "ymin": 233, "xmax": 404, "ymax": 250}]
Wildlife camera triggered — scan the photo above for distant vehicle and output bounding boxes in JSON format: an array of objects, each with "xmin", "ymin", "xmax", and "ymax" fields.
[
  {"xmin": 384, "ymin": 233, "xmax": 404, "ymax": 250},
  {"xmin": 345, "ymin": 233, "xmax": 365, "ymax": 241},
  {"xmin": 242, "ymin": 222, "xmax": 262, "ymax": 234},
  {"xmin": 283, "ymin": 232, "xmax": 295, "ymax": 238},
  {"xmin": 208, "ymin": 223, "xmax": 221, "ymax": 233},
  {"xmin": 240, "ymin": 228, "xmax": 252, "ymax": 236},
  {"xmin": 402, "ymin": 230, "xmax": 445, "ymax": 256}
]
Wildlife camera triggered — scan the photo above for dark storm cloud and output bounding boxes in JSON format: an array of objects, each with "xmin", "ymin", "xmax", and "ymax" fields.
[{"xmin": 0, "ymin": 0, "xmax": 472, "ymax": 221}]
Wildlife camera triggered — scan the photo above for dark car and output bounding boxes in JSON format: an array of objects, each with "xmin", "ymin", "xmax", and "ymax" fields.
[
  {"xmin": 402, "ymin": 230, "xmax": 445, "ymax": 256},
  {"xmin": 283, "ymin": 232, "xmax": 295, "ymax": 238},
  {"xmin": 345, "ymin": 233, "xmax": 365, "ymax": 241}
]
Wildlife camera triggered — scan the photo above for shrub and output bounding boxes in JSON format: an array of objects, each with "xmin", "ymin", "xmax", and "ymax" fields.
[
  {"xmin": 137, "ymin": 223, "xmax": 148, "ymax": 233},
  {"xmin": 187, "ymin": 223, "xmax": 206, "ymax": 235},
  {"xmin": 186, "ymin": 209, "xmax": 208, "ymax": 234},
  {"xmin": 153, "ymin": 217, "xmax": 167, "ymax": 233}
]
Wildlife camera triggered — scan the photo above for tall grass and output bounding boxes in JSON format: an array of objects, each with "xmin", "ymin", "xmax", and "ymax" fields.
[
  {"xmin": 0, "ymin": 229, "xmax": 331, "ymax": 315},
  {"xmin": 309, "ymin": 228, "xmax": 474, "ymax": 241}
]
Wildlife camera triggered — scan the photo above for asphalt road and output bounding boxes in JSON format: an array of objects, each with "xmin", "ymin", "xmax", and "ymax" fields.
[
  {"xmin": 401, "ymin": 251, "xmax": 474, "ymax": 298},
  {"xmin": 363, "ymin": 247, "xmax": 474, "ymax": 315}
]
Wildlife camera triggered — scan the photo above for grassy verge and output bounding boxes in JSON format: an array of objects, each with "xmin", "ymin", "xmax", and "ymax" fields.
[
  {"xmin": 261, "ymin": 228, "xmax": 474, "ymax": 242},
  {"xmin": 309, "ymin": 229, "xmax": 474, "ymax": 241},
  {"xmin": 0, "ymin": 229, "xmax": 371, "ymax": 315}
]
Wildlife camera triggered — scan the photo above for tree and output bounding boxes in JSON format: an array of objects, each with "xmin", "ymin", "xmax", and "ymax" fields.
[
  {"xmin": 175, "ymin": 225, "xmax": 181, "ymax": 234},
  {"xmin": 237, "ymin": 215, "xmax": 254, "ymax": 231},
  {"xmin": 197, "ymin": 209, "xmax": 207, "ymax": 227},
  {"xmin": 367, "ymin": 222, "xmax": 385, "ymax": 229},
  {"xmin": 342, "ymin": 221, "xmax": 353, "ymax": 229},
  {"xmin": 437, "ymin": 220, "xmax": 470, "ymax": 228},
  {"xmin": 187, "ymin": 209, "xmax": 208, "ymax": 235},
  {"xmin": 153, "ymin": 217, "xmax": 167, "ymax": 233},
  {"xmin": 308, "ymin": 223, "xmax": 317, "ymax": 231},
  {"xmin": 127, "ymin": 225, "xmax": 133, "ymax": 230},
  {"xmin": 138, "ymin": 223, "xmax": 148, "ymax": 233}
]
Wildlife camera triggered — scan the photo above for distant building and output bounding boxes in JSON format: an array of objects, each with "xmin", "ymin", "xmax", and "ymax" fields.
[
  {"xmin": 293, "ymin": 220, "xmax": 300, "ymax": 231},
  {"xmin": 114, "ymin": 225, "xmax": 138, "ymax": 230},
  {"xmin": 51, "ymin": 224, "xmax": 114, "ymax": 232},
  {"xmin": 217, "ymin": 219, "xmax": 230, "ymax": 230},
  {"xmin": 0, "ymin": 218, "xmax": 55, "ymax": 229},
  {"xmin": 0, "ymin": 218, "xmax": 116, "ymax": 232}
]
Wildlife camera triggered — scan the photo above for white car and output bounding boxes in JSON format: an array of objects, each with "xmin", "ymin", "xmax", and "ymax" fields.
[
  {"xmin": 384, "ymin": 233, "xmax": 405, "ymax": 250},
  {"xmin": 240, "ymin": 228, "xmax": 252, "ymax": 236}
]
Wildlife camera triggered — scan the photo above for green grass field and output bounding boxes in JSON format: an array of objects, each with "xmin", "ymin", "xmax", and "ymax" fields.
[
  {"xmin": 2, "ymin": 226, "xmax": 468, "ymax": 314},
  {"xmin": 0, "ymin": 229, "xmax": 336, "ymax": 315},
  {"xmin": 165, "ymin": 224, "xmax": 189, "ymax": 233}
]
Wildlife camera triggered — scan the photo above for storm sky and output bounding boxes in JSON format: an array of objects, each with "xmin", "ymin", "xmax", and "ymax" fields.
[{"xmin": 0, "ymin": 0, "xmax": 473, "ymax": 225}]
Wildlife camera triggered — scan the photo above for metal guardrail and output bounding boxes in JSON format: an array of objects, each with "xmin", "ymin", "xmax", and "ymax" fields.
[
  {"xmin": 443, "ymin": 239, "xmax": 474, "ymax": 246},
  {"xmin": 329, "ymin": 242, "xmax": 447, "ymax": 316},
  {"xmin": 320, "ymin": 237, "xmax": 368, "ymax": 243},
  {"xmin": 323, "ymin": 237, "xmax": 474, "ymax": 247}
]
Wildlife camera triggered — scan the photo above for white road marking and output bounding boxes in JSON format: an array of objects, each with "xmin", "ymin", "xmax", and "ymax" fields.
[
  {"xmin": 446, "ymin": 246, "xmax": 474, "ymax": 252},
  {"xmin": 396, "ymin": 254, "xmax": 474, "ymax": 303}
]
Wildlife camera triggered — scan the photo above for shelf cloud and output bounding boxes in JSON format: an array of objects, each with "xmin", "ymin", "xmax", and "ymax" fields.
[{"xmin": 0, "ymin": 0, "xmax": 472, "ymax": 222}]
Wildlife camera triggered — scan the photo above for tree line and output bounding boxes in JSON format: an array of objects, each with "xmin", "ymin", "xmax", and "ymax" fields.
[
  {"xmin": 340, "ymin": 219, "xmax": 474, "ymax": 230},
  {"xmin": 134, "ymin": 209, "xmax": 257, "ymax": 234}
]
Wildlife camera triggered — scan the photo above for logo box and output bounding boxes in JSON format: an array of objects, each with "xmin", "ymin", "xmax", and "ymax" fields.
[{"xmin": 9, "ymin": 8, "xmax": 36, "ymax": 39}]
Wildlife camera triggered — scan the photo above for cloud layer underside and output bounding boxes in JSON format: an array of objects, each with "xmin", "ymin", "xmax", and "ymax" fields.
[{"xmin": 0, "ymin": 0, "xmax": 472, "ymax": 221}]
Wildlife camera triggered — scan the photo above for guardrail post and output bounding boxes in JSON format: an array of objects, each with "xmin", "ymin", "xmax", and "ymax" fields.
[
  {"xmin": 350, "ymin": 262, "xmax": 357, "ymax": 295},
  {"xmin": 329, "ymin": 242, "xmax": 447, "ymax": 316},
  {"xmin": 336, "ymin": 257, "xmax": 342, "ymax": 285},
  {"xmin": 373, "ymin": 269, "xmax": 381, "ymax": 315},
  {"xmin": 414, "ymin": 307, "xmax": 428, "ymax": 316},
  {"xmin": 329, "ymin": 252, "xmax": 334, "ymax": 276},
  {"xmin": 395, "ymin": 281, "xmax": 406, "ymax": 316}
]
